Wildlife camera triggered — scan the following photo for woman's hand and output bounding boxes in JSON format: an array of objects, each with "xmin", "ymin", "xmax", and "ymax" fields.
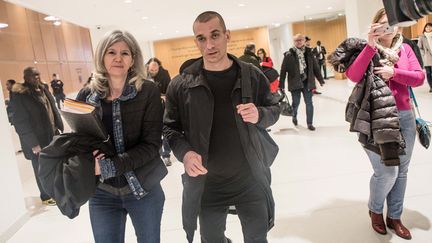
[
  {"xmin": 374, "ymin": 65, "xmax": 395, "ymax": 81},
  {"xmin": 368, "ymin": 23, "xmax": 385, "ymax": 48},
  {"xmin": 93, "ymin": 150, "xmax": 105, "ymax": 176}
]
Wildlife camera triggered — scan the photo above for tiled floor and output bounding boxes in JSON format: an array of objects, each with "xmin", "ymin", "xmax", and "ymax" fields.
[{"xmin": 6, "ymin": 79, "xmax": 432, "ymax": 243}]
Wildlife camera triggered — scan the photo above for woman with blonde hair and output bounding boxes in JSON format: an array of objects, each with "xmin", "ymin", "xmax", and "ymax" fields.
[
  {"xmin": 76, "ymin": 30, "xmax": 167, "ymax": 243},
  {"xmin": 343, "ymin": 8, "xmax": 424, "ymax": 240}
]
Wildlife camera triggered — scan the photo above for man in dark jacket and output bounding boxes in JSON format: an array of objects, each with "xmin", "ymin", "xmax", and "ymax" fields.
[
  {"xmin": 313, "ymin": 40, "xmax": 328, "ymax": 79},
  {"xmin": 50, "ymin": 73, "xmax": 65, "ymax": 109},
  {"xmin": 12, "ymin": 67, "xmax": 64, "ymax": 206},
  {"xmin": 280, "ymin": 34, "xmax": 324, "ymax": 131},
  {"xmin": 164, "ymin": 11, "xmax": 280, "ymax": 243},
  {"xmin": 239, "ymin": 43, "xmax": 261, "ymax": 69}
]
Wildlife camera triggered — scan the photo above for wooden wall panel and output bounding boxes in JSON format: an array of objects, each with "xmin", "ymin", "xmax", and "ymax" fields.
[
  {"xmin": 26, "ymin": 10, "xmax": 46, "ymax": 61},
  {"xmin": 293, "ymin": 17, "xmax": 347, "ymax": 62},
  {"xmin": 39, "ymin": 14, "xmax": 60, "ymax": 61},
  {"xmin": 5, "ymin": 3, "xmax": 34, "ymax": 61},
  {"xmin": 0, "ymin": 0, "xmax": 94, "ymax": 99},
  {"xmin": 62, "ymin": 23, "xmax": 85, "ymax": 62},
  {"xmin": 154, "ymin": 27, "xmax": 270, "ymax": 76},
  {"xmin": 80, "ymin": 27, "xmax": 94, "ymax": 62}
]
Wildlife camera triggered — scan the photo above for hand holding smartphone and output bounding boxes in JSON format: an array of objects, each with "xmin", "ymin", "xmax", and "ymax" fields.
[{"xmin": 374, "ymin": 23, "xmax": 394, "ymax": 34}]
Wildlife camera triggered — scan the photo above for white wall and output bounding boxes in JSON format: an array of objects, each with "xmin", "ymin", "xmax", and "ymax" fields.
[
  {"xmin": 268, "ymin": 23, "xmax": 294, "ymax": 71},
  {"xmin": 0, "ymin": 85, "xmax": 26, "ymax": 241},
  {"xmin": 345, "ymin": 0, "xmax": 384, "ymax": 39}
]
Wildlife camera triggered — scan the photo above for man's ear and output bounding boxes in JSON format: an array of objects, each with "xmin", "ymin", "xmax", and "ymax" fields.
[{"xmin": 225, "ymin": 30, "xmax": 231, "ymax": 42}]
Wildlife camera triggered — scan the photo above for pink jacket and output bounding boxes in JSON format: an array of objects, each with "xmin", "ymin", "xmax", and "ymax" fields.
[{"xmin": 346, "ymin": 44, "xmax": 424, "ymax": 110}]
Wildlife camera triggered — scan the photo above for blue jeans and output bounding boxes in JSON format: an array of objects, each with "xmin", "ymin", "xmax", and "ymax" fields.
[
  {"xmin": 291, "ymin": 83, "xmax": 314, "ymax": 125},
  {"xmin": 89, "ymin": 183, "xmax": 165, "ymax": 243},
  {"xmin": 365, "ymin": 110, "xmax": 416, "ymax": 219}
]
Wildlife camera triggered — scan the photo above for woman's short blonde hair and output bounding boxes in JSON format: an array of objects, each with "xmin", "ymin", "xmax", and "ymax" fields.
[{"xmin": 90, "ymin": 30, "xmax": 147, "ymax": 98}]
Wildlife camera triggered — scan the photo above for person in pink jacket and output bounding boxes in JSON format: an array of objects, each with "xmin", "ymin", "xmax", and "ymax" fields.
[{"xmin": 345, "ymin": 8, "xmax": 424, "ymax": 240}]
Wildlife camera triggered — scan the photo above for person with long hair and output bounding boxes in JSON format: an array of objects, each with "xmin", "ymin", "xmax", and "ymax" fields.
[
  {"xmin": 344, "ymin": 8, "xmax": 424, "ymax": 240},
  {"xmin": 417, "ymin": 22, "xmax": 432, "ymax": 92},
  {"xmin": 76, "ymin": 30, "xmax": 167, "ymax": 243}
]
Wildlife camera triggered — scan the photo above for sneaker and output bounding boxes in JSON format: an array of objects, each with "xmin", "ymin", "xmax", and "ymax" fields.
[
  {"xmin": 163, "ymin": 157, "xmax": 172, "ymax": 166},
  {"xmin": 307, "ymin": 125, "xmax": 316, "ymax": 131},
  {"xmin": 292, "ymin": 117, "xmax": 298, "ymax": 126},
  {"xmin": 42, "ymin": 198, "xmax": 56, "ymax": 206}
]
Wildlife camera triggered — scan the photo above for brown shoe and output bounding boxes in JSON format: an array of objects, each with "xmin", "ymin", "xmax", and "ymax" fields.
[
  {"xmin": 369, "ymin": 210, "xmax": 387, "ymax": 234},
  {"xmin": 386, "ymin": 217, "xmax": 412, "ymax": 240}
]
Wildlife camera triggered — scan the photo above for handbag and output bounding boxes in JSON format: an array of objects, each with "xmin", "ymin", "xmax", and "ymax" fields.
[
  {"xmin": 409, "ymin": 87, "xmax": 431, "ymax": 149},
  {"xmin": 241, "ymin": 64, "xmax": 279, "ymax": 167},
  {"xmin": 279, "ymin": 90, "xmax": 293, "ymax": 116}
]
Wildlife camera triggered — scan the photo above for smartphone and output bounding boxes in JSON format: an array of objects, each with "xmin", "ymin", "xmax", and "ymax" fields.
[{"xmin": 374, "ymin": 23, "xmax": 394, "ymax": 34}]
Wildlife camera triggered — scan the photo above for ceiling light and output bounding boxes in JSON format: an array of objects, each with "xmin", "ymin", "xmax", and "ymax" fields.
[
  {"xmin": 53, "ymin": 21, "xmax": 61, "ymax": 26},
  {"xmin": 238, "ymin": 3, "xmax": 246, "ymax": 7},
  {"xmin": 0, "ymin": 23, "xmax": 8, "ymax": 29},
  {"xmin": 141, "ymin": 16, "xmax": 148, "ymax": 20},
  {"xmin": 175, "ymin": 30, "xmax": 180, "ymax": 33},
  {"xmin": 124, "ymin": 0, "xmax": 132, "ymax": 3},
  {"xmin": 308, "ymin": 17, "xmax": 313, "ymax": 20},
  {"xmin": 338, "ymin": 13, "xmax": 344, "ymax": 16},
  {"xmin": 44, "ymin": 16, "xmax": 59, "ymax": 21},
  {"xmin": 306, "ymin": 5, "xmax": 311, "ymax": 9},
  {"xmin": 158, "ymin": 32, "xmax": 163, "ymax": 35},
  {"xmin": 272, "ymin": 23, "xmax": 281, "ymax": 27},
  {"xmin": 327, "ymin": 7, "xmax": 333, "ymax": 10},
  {"xmin": 245, "ymin": 26, "xmax": 249, "ymax": 29}
]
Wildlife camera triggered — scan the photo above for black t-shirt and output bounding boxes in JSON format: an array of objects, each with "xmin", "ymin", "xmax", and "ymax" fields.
[
  {"xmin": 101, "ymin": 99, "xmax": 128, "ymax": 188},
  {"xmin": 201, "ymin": 63, "xmax": 255, "ymax": 205}
]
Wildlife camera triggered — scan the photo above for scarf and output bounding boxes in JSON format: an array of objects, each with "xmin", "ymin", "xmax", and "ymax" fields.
[
  {"xmin": 374, "ymin": 34, "xmax": 403, "ymax": 67},
  {"xmin": 294, "ymin": 47, "xmax": 306, "ymax": 75}
]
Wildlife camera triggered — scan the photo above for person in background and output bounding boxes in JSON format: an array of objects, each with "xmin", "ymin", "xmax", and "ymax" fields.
[
  {"xmin": 12, "ymin": 67, "xmax": 63, "ymax": 206},
  {"xmin": 345, "ymin": 8, "xmax": 424, "ymax": 240},
  {"xmin": 417, "ymin": 22, "xmax": 432, "ymax": 92},
  {"xmin": 76, "ymin": 30, "xmax": 167, "ymax": 243},
  {"xmin": 50, "ymin": 73, "xmax": 65, "ymax": 109},
  {"xmin": 164, "ymin": 11, "xmax": 279, "ymax": 243},
  {"xmin": 239, "ymin": 43, "xmax": 261, "ymax": 69},
  {"xmin": 305, "ymin": 36, "xmax": 311, "ymax": 48},
  {"xmin": 147, "ymin": 57, "xmax": 172, "ymax": 166},
  {"xmin": 313, "ymin": 40, "xmax": 328, "ymax": 80},
  {"xmin": 279, "ymin": 34, "xmax": 324, "ymax": 131},
  {"xmin": 257, "ymin": 48, "xmax": 279, "ymax": 92},
  {"xmin": 6, "ymin": 79, "xmax": 16, "ymax": 125}
]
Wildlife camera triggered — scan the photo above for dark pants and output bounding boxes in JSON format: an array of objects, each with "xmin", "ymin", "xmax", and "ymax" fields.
[
  {"xmin": 318, "ymin": 59, "xmax": 327, "ymax": 79},
  {"xmin": 425, "ymin": 66, "xmax": 432, "ymax": 89},
  {"xmin": 54, "ymin": 95, "xmax": 64, "ymax": 109},
  {"xmin": 89, "ymin": 183, "xmax": 165, "ymax": 243},
  {"xmin": 31, "ymin": 157, "xmax": 51, "ymax": 201},
  {"xmin": 199, "ymin": 185, "xmax": 268, "ymax": 243},
  {"xmin": 291, "ymin": 84, "xmax": 314, "ymax": 125}
]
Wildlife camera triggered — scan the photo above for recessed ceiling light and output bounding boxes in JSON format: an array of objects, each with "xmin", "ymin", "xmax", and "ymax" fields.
[
  {"xmin": 338, "ymin": 13, "xmax": 344, "ymax": 16},
  {"xmin": 272, "ymin": 23, "xmax": 281, "ymax": 27},
  {"xmin": 327, "ymin": 7, "xmax": 333, "ymax": 10},
  {"xmin": 44, "ymin": 16, "xmax": 59, "ymax": 21},
  {"xmin": 306, "ymin": 5, "xmax": 311, "ymax": 9},
  {"xmin": 158, "ymin": 32, "xmax": 163, "ymax": 35},
  {"xmin": 308, "ymin": 17, "xmax": 313, "ymax": 20},
  {"xmin": 0, "ymin": 23, "xmax": 8, "ymax": 29},
  {"xmin": 53, "ymin": 21, "xmax": 61, "ymax": 26},
  {"xmin": 124, "ymin": 0, "xmax": 132, "ymax": 3},
  {"xmin": 245, "ymin": 26, "xmax": 249, "ymax": 29},
  {"xmin": 175, "ymin": 30, "xmax": 180, "ymax": 33},
  {"xmin": 238, "ymin": 3, "xmax": 246, "ymax": 7},
  {"xmin": 141, "ymin": 16, "xmax": 149, "ymax": 20}
]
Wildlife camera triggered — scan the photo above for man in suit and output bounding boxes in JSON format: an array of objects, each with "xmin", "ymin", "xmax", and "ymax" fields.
[{"xmin": 313, "ymin": 40, "xmax": 328, "ymax": 80}]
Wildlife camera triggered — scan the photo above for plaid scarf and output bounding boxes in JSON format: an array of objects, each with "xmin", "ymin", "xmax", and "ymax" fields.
[
  {"xmin": 294, "ymin": 47, "xmax": 306, "ymax": 75},
  {"xmin": 375, "ymin": 34, "xmax": 403, "ymax": 67}
]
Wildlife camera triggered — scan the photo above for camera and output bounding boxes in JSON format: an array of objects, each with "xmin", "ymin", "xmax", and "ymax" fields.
[{"xmin": 383, "ymin": 0, "xmax": 432, "ymax": 27}]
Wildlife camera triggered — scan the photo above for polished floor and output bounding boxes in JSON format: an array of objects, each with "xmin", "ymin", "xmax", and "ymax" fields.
[{"xmin": 6, "ymin": 79, "xmax": 432, "ymax": 243}]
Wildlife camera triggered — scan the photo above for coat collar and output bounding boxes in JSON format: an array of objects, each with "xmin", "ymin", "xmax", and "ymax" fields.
[{"xmin": 86, "ymin": 82, "xmax": 138, "ymax": 107}]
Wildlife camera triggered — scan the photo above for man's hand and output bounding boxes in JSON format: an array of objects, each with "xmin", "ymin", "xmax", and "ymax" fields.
[
  {"xmin": 32, "ymin": 145, "xmax": 41, "ymax": 155},
  {"xmin": 236, "ymin": 103, "xmax": 259, "ymax": 124},
  {"xmin": 183, "ymin": 151, "xmax": 207, "ymax": 177}
]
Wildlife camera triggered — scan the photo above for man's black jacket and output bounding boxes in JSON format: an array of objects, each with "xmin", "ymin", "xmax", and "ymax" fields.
[{"xmin": 38, "ymin": 133, "xmax": 115, "ymax": 219}]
